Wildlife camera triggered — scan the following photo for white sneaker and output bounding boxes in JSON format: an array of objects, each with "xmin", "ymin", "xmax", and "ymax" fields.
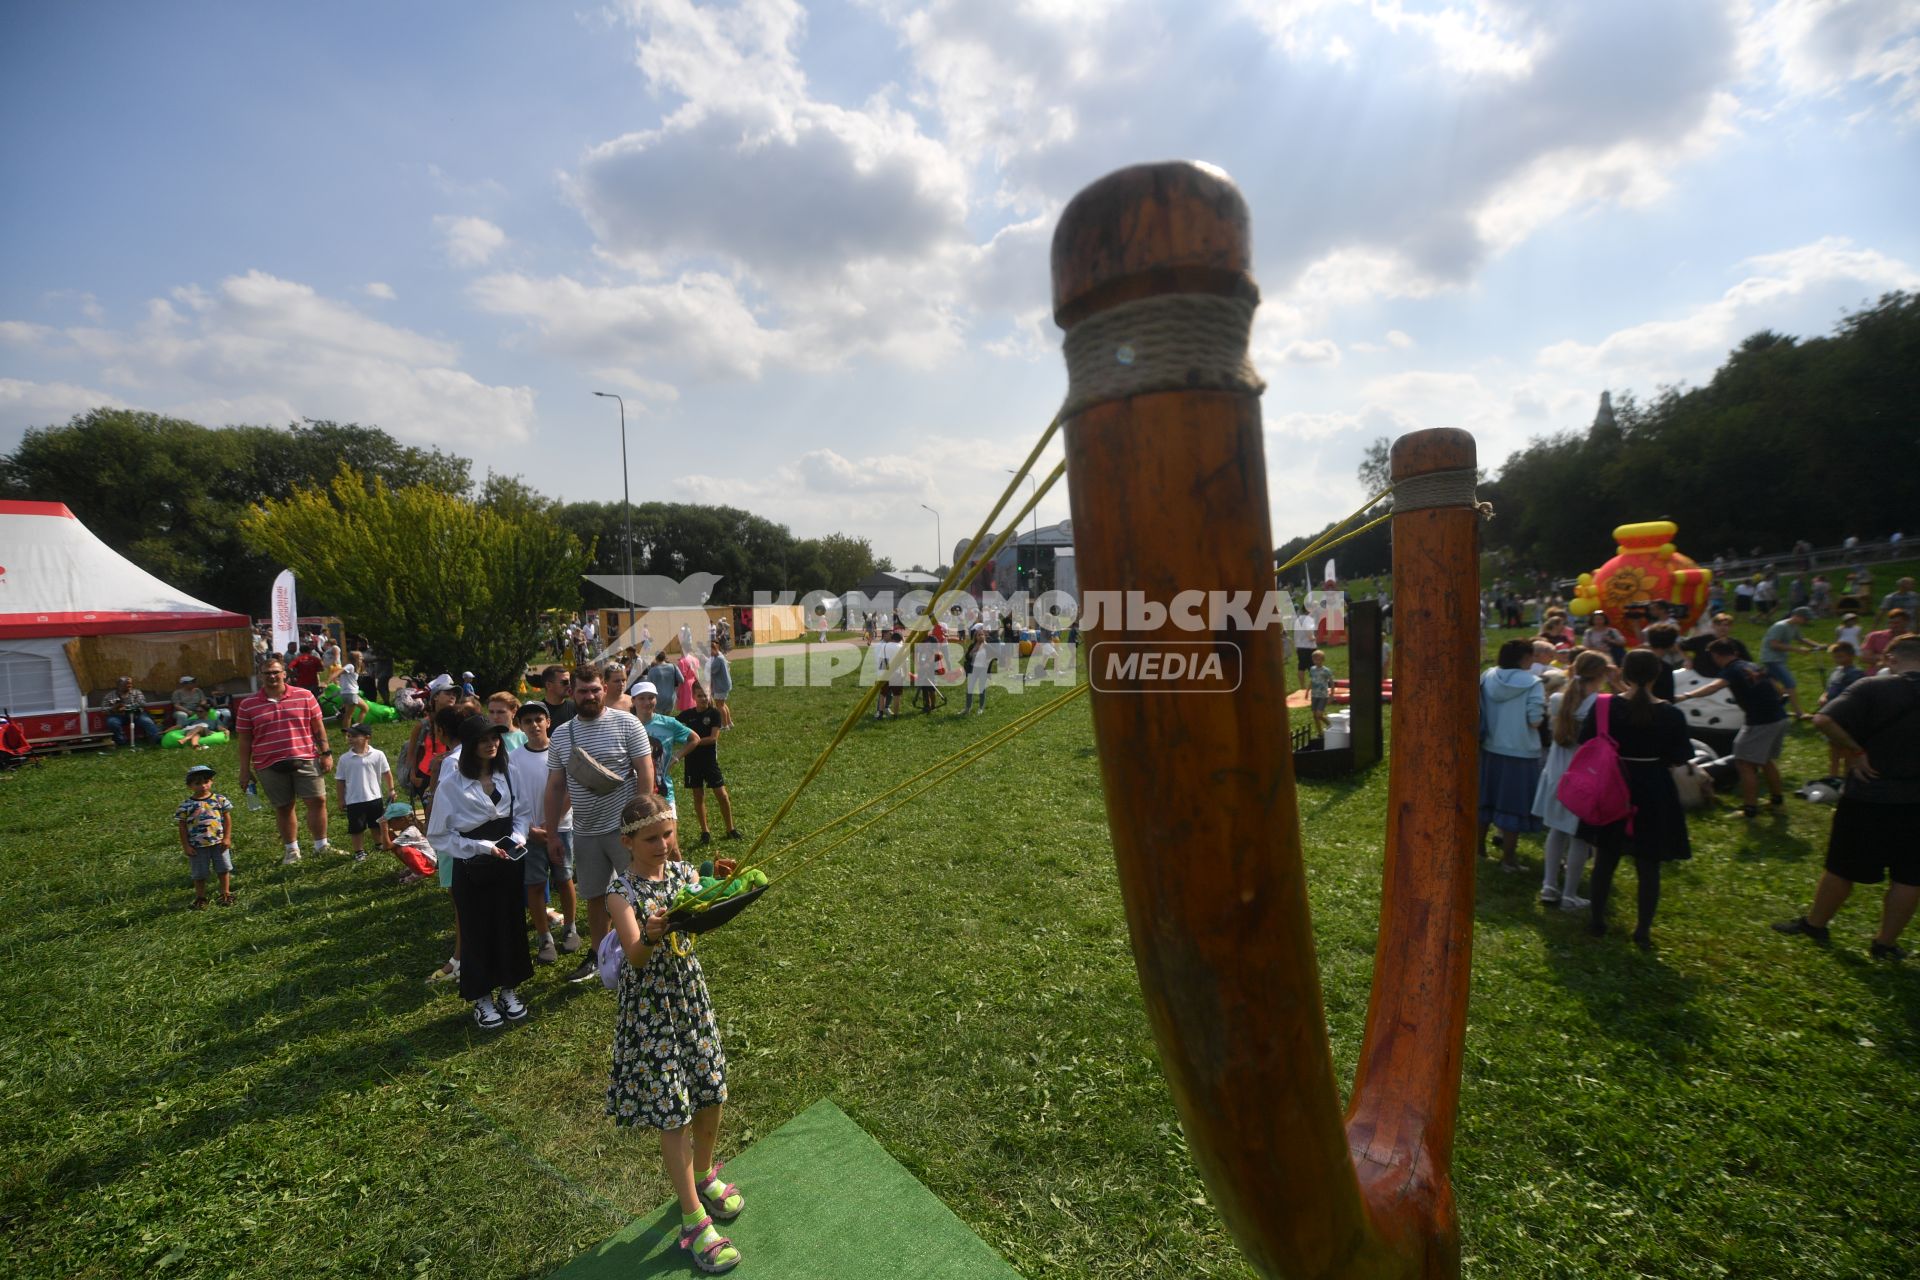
[
  {"xmin": 1558, "ymin": 894, "xmax": 1591, "ymax": 912},
  {"xmin": 1539, "ymin": 888, "xmax": 1561, "ymax": 906},
  {"xmin": 498, "ymin": 988, "xmax": 528, "ymax": 1021},
  {"xmin": 353, "ymin": 850, "xmax": 368, "ymax": 864},
  {"xmin": 472, "ymin": 997, "xmax": 504, "ymax": 1030},
  {"xmin": 281, "ymin": 847, "xmax": 302, "ymax": 866}
]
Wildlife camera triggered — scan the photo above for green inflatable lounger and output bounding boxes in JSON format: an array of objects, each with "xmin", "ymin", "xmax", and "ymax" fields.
[{"xmin": 161, "ymin": 728, "xmax": 230, "ymax": 749}]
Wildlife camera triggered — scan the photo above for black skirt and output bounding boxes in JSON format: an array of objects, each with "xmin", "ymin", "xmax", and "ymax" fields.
[
  {"xmin": 1580, "ymin": 759, "xmax": 1692, "ymax": 862},
  {"xmin": 452, "ymin": 855, "xmax": 534, "ymax": 1000}
]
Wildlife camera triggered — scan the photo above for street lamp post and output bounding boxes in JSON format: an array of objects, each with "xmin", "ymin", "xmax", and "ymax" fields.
[
  {"xmin": 919, "ymin": 503, "xmax": 941, "ymax": 574},
  {"xmin": 592, "ymin": 391, "xmax": 634, "ymax": 639}
]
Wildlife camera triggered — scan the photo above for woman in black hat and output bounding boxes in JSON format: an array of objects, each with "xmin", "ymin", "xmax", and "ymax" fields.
[{"xmin": 427, "ymin": 714, "xmax": 534, "ymax": 1029}]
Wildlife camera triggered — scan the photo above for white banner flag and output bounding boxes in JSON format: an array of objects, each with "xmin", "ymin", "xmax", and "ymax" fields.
[
  {"xmin": 270, "ymin": 570, "xmax": 298, "ymax": 656},
  {"xmin": 1323, "ymin": 557, "xmax": 1337, "ymax": 585}
]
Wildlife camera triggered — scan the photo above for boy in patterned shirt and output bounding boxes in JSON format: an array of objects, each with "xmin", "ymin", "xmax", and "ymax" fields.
[
  {"xmin": 1308, "ymin": 649, "xmax": 1336, "ymax": 734},
  {"xmin": 176, "ymin": 763, "xmax": 235, "ymax": 909}
]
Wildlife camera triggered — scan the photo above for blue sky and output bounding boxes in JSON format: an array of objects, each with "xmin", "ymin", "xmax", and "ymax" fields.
[{"xmin": 5, "ymin": 0, "xmax": 1917, "ymax": 571}]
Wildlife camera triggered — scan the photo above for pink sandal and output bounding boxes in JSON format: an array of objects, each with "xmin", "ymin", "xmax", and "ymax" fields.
[
  {"xmin": 677, "ymin": 1215, "xmax": 739, "ymax": 1274},
  {"xmin": 697, "ymin": 1160, "xmax": 744, "ymax": 1220}
]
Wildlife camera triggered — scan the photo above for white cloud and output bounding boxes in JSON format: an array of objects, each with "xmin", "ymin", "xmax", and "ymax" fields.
[
  {"xmin": 1537, "ymin": 237, "xmax": 1920, "ymax": 379},
  {"xmin": 1739, "ymin": 0, "xmax": 1920, "ymax": 120},
  {"xmin": 1386, "ymin": 329, "xmax": 1415, "ymax": 350},
  {"xmin": 0, "ymin": 376, "xmax": 129, "ymax": 424},
  {"xmin": 0, "ymin": 272, "xmax": 535, "ymax": 444},
  {"xmin": 364, "ymin": 282, "xmax": 397, "ymax": 300},
  {"xmin": 436, "ymin": 215, "xmax": 508, "ymax": 268},
  {"xmin": 1276, "ymin": 338, "xmax": 1342, "ymax": 365},
  {"xmin": 471, "ymin": 270, "xmax": 780, "ymax": 386}
]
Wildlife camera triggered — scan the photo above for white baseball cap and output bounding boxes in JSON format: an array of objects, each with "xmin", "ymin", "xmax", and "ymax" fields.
[{"xmin": 632, "ymin": 680, "xmax": 659, "ymax": 696}]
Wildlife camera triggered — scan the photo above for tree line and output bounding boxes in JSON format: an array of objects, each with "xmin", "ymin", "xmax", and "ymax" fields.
[
  {"xmin": 1275, "ymin": 291, "xmax": 1920, "ymax": 581},
  {"xmin": 0, "ymin": 409, "xmax": 892, "ymax": 619}
]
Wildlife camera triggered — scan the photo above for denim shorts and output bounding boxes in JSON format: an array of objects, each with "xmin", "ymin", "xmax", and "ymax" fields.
[
  {"xmin": 524, "ymin": 828, "xmax": 574, "ymax": 887},
  {"xmin": 189, "ymin": 846, "xmax": 233, "ymax": 880}
]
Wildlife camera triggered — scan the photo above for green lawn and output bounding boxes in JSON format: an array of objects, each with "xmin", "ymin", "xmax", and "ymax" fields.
[{"xmin": 2, "ymin": 582, "xmax": 1915, "ymax": 1279}]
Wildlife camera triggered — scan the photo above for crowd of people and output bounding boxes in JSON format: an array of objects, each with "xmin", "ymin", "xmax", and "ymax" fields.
[
  {"xmin": 171, "ymin": 648, "xmax": 752, "ymax": 1269},
  {"xmin": 1478, "ymin": 593, "xmax": 1919, "ymax": 958}
]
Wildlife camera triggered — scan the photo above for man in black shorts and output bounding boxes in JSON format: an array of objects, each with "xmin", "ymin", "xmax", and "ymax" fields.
[
  {"xmin": 1773, "ymin": 633, "xmax": 1920, "ymax": 960},
  {"xmin": 677, "ymin": 682, "xmax": 740, "ymax": 844}
]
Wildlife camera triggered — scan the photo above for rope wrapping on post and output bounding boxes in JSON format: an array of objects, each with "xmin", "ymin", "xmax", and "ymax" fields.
[
  {"xmin": 1390, "ymin": 467, "xmax": 1493, "ymax": 521},
  {"xmin": 1061, "ymin": 293, "xmax": 1265, "ymax": 419}
]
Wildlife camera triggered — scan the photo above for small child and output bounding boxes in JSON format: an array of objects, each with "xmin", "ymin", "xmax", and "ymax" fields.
[
  {"xmin": 677, "ymin": 682, "xmax": 740, "ymax": 845},
  {"xmin": 1818, "ymin": 642, "xmax": 1869, "ymax": 777},
  {"xmin": 334, "ymin": 663, "xmax": 365, "ymax": 732},
  {"xmin": 385, "ymin": 803, "xmax": 439, "ymax": 887},
  {"xmin": 1308, "ymin": 650, "xmax": 1336, "ymax": 733},
  {"xmin": 603, "ymin": 795, "xmax": 743, "ymax": 1274},
  {"xmin": 176, "ymin": 763, "xmax": 234, "ymax": 909},
  {"xmin": 1835, "ymin": 614, "xmax": 1863, "ymax": 649},
  {"xmin": 335, "ymin": 721, "xmax": 395, "ymax": 863}
]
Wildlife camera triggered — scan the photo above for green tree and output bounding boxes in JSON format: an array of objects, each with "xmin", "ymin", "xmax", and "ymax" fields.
[
  {"xmin": 1356, "ymin": 437, "xmax": 1393, "ymax": 498},
  {"xmin": 789, "ymin": 532, "xmax": 880, "ymax": 594},
  {"xmin": 0, "ymin": 410, "xmax": 473, "ymax": 614},
  {"xmin": 240, "ymin": 470, "xmax": 589, "ymax": 693}
]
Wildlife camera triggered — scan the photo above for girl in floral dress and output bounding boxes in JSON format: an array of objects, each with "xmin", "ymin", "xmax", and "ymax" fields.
[{"xmin": 604, "ymin": 794, "xmax": 745, "ymax": 1274}]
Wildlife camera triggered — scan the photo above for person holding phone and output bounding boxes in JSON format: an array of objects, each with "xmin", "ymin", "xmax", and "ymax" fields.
[{"xmin": 428, "ymin": 714, "xmax": 534, "ymax": 1029}]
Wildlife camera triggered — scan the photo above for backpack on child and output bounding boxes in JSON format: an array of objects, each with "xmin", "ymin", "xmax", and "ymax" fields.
[{"xmin": 1555, "ymin": 694, "xmax": 1635, "ymax": 830}]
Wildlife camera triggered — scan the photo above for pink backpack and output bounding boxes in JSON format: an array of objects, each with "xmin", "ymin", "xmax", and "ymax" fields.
[{"xmin": 1556, "ymin": 695, "xmax": 1635, "ymax": 829}]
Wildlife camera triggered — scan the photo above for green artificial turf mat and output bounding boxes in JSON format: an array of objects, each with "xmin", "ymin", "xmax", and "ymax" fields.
[{"xmin": 547, "ymin": 1099, "xmax": 1025, "ymax": 1279}]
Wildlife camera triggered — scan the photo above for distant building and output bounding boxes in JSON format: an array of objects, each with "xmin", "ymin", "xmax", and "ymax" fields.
[
  {"xmin": 847, "ymin": 570, "xmax": 942, "ymax": 624},
  {"xmin": 983, "ymin": 520, "xmax": 1074, "ymax": 598}
]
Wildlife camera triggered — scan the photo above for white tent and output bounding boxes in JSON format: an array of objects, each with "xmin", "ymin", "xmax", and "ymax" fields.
[{"xmin": 0, "ymin": 500, "xmax": 251, "ymax": 744}]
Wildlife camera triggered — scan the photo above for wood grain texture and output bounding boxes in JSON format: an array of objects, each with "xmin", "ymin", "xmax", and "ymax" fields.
[{"xmin": 1055, "ymin": 161, "xmax": 1473, "ymax": 1280}]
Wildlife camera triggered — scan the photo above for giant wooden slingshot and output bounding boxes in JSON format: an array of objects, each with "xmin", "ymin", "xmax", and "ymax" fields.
[{"xmin": 1054, "ymin": 163, "xmax": 1481, "ymax": 1279}]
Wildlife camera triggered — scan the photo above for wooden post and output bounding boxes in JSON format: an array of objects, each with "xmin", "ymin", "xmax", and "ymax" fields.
[
  {"xmin": 1343, "ymin": 429, "xmax": 1480, "ymax": 1273},
  {"xmin": 1054, "ymin": 162, "xmax": 1474, "ymax": 1280}
]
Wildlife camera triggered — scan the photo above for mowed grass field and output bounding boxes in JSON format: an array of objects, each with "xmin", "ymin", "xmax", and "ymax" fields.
[{"xmin": 3, "ymin": 578, "xmax": 1916, "ymax": 1279}]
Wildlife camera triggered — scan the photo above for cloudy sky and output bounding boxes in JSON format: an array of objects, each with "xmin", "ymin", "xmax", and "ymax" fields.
[{"xmin": 4, "ymin": 1, "xmax": 1917, "ymax": 570}]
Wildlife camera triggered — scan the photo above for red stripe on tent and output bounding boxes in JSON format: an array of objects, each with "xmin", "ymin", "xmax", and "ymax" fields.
[
  {"xmin": 0, "ymin": 500, "xmax": 76, "ymax": 517},
  {"xmin": 0, "ymin": 610, "xmax": 252, "ymax": 639}
]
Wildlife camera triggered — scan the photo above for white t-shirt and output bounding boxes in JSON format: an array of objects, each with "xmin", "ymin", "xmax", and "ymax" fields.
[
  {"xmin": 335, "ymin": 747, "xmax": 391, "ymax": 805},
  {"xmin": 870, "ymin": 640, "xmax": 903, "ymax": 683},
  {"xmin": 1837, "ymin": 625, "xmax": 1863, "ymax": 647},
  {"xmin": 509, "ymin": 741, "xmax": 571, "ymax": 831}
]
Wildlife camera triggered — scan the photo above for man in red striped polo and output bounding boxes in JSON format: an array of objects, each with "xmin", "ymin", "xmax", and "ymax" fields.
[{"xmin": 235, "ymin": 658, "xmax": 335, "ymax": 865}]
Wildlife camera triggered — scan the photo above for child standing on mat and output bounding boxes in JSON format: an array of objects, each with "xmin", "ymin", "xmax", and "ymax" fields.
[
  {"xmin": 176, "ymin": 763, "xmax": 234, "ymax": 909},
  {"xmin": 604, "ymin": 794, "xmax": 744, "ymax": 1275}
]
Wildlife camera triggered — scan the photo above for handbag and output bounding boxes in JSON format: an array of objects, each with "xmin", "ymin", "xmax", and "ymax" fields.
[
  {"xmin": 1556, "ymin": 695, "xmax": 1635, "ymax": 828},
  {"xmin": 595, "ymin": 928, "xmax": 625, "ymax": 990},
  {"xmin": 560, "ymin": 720, "xmax": 628, "ymax": 796}
]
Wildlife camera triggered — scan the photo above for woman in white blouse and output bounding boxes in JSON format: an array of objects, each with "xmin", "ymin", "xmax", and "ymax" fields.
[{"xmin": 428, "ymin": 714, "xmax": 535, "ymax": 1029}]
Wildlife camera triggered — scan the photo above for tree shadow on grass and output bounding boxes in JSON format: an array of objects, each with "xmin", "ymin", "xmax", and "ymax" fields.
[{"xmin": 19, "ymin": 1013, "xmax": 475, "ymax": 1221}]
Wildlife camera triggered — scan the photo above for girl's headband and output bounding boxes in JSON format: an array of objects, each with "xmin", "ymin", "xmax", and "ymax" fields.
[{"xmin": 620, "ymin": 809, "xmax": 675, "ymax": 836}]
